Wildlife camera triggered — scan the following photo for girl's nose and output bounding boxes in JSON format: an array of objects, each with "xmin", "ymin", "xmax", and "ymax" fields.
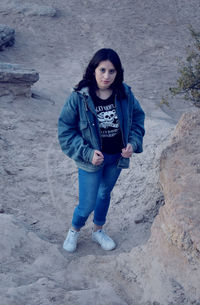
[{"xmin": 104, "ymin": 71, "xmax": 110, "ymax": 79}]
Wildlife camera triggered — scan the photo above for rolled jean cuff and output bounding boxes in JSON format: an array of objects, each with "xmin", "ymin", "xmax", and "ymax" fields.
[
  {"xmin": 93, "ymin": 218, "xmax": 106, "ymax": 226},
  {"xmin": 71, "ymin": 222, "xmax": 84, "ymax": 230}
]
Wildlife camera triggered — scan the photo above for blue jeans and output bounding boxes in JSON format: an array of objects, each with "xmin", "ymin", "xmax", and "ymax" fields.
[{"xmin": 72, "ymin": 153, "xmax": 121, "ymax": 229}]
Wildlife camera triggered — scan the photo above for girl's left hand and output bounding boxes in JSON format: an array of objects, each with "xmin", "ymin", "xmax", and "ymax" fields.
[{"xmin": 121, "ymin": 143, "xmax": 133, "ymax": 158}]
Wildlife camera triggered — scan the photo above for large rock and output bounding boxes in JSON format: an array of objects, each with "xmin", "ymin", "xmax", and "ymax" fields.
[
  {"xmin": 0, "ymin": 25, "xmax": 15, "ymax": 50},
  {"xmin": 113, "ymin": 110, "xmax": 200, "ymax": 305},
  {"xmin": 0, "ymin": 63, "xmax": 39, "ymax": 97},
  {"xmin": 158, "ymin": 110, "xmax": 200, "ymax": 262}
]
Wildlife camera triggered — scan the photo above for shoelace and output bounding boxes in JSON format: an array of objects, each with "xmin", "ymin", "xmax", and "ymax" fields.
[
  {"xmin": 68, "ymin": 231, "xmax": 78, "ymax": 242},
  {"xmin": 99, "ymin": 230, "xmax": 110, "ymax": 241}
]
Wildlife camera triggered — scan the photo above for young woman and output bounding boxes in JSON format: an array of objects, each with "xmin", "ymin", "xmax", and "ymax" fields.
[{"xmin": 58, "ymin": 48, "xmax": 145, "ymax": 252}]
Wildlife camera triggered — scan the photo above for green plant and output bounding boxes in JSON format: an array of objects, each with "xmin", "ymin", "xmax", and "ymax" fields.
[{"xmin": 165, "ymin": 26, "xmax": 200, "ymax": 108}]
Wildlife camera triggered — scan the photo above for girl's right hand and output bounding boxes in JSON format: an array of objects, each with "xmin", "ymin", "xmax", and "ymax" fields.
[{"xmin": 92, "ymin": 150, "xmax": 104, "ymax": 166}]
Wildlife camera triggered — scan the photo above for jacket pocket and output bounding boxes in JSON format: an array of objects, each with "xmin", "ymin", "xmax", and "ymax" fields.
[
  {"xmin": 79, "ymin": 120, "xmax": 91, "ymax": 142},
  {"xmin": 117, "ymin": 156, "xmax": 130, "ymax": 169},
  {"xmin": 79, "ymin": 120, "xmax": 88, "ymax": 130}
]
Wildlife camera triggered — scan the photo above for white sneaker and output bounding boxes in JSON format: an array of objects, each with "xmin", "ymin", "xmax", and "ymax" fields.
[
  {"xmin": 63, "ymin": 229, "xmax": 79, "ymax": 252},
  {"xmin": 92, "ymin": 229, "xmax": 116, "ymax": 251}
]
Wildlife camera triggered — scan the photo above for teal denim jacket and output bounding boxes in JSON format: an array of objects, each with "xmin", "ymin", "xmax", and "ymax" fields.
[{"xmin": 58, "ymin": 83, "xmax": 145, "ymax": 172}]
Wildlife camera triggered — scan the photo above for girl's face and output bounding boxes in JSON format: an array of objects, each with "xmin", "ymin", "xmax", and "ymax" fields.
[{"xmin": 94, "ymin": 60, "xmax": 117, "ymax": 90}]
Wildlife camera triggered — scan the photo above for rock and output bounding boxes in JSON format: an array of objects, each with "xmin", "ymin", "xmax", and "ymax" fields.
[
  {"xmin": 158, "ymin": 110, "xmax": 200, "ymax": 262},
  {"xmin": 0, "ymin": 3, "xmax": 57, "ymax": 17},
  {"xmin": 0, "ymin": 63, "xmax": 39, "ymax": 97},
  {"xmin": 125, "ymin": 110, "xmax": 200, "ymax": 304},
  {"xmin": 134, "ymin": 214, "xmax": 146, "ymax": 224},
  {"xmin": 0, "ymin": 25, "xmax": 15, "ymax": 50},
  {"xmin": 24, "ymin": 5, "xmax": 57, "ymax": 17}
]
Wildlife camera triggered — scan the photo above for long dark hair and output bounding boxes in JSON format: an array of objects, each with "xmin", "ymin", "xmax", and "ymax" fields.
[{"xmin": 75, "ymin": 48, "xmax": 126, "ymax": 100}]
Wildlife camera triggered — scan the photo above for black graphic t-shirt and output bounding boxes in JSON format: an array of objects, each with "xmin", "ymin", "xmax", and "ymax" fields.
[{"xmin": 91, "ymin": 91, "xmax": 124, "ymax": 154}]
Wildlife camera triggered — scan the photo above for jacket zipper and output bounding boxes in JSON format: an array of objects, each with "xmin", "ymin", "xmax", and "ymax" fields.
[{"xmin": 114, "ymin": 94, "xmax": 125, "ymax": 147}]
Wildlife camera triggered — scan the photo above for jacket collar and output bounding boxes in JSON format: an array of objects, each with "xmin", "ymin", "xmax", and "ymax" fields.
[
  {"xmin": 75, "ymin": 86, "xmax": 96, "ymax": 112},
  {"xmin": 75, "ymin": 86, "xmax": 90, "ymax": 97},
  {"xmin": 74, "ymin": 83, "xmax": 131, "ymax": 109}
]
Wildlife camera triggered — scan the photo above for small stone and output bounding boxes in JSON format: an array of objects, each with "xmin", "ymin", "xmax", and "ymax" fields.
[
  {"xmin": 134, "ymin": 214, "xmax": 145, "ymax": 224},
  {"xmin": 26, "ymin": 5, "xmax": 57, "ymax": 17},
  {"xmin": 0, "ymin": 24, "xmax": 15, "ymax": 50},
  {"xmin": 4, "ymin": 169, "xmax": 16, "ymax": 175}
]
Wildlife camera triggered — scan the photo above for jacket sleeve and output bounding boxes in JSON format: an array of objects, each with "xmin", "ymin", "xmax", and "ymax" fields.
[
  {"xmin": 128, "ymin": 91, "xmax": 145, "ymax": 153},
  {"xmin": 58, "ymin": 92, "xmax": 94, "ymax": 163}
]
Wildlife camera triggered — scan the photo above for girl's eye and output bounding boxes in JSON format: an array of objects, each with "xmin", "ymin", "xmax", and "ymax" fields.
[{"xmin": 98, "ymin": 68, "xmax": 116, "ymax": 74}]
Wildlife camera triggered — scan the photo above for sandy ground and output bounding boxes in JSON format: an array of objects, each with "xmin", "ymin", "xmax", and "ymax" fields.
[{"xmin": 0, "ymin": 0, "xmax": 199, "ymax": 304}]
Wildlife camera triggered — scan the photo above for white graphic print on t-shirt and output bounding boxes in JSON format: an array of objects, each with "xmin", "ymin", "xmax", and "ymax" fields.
[{"xmin": 95, "ymin": 104, "xmax": 120, "ymax": 138}]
